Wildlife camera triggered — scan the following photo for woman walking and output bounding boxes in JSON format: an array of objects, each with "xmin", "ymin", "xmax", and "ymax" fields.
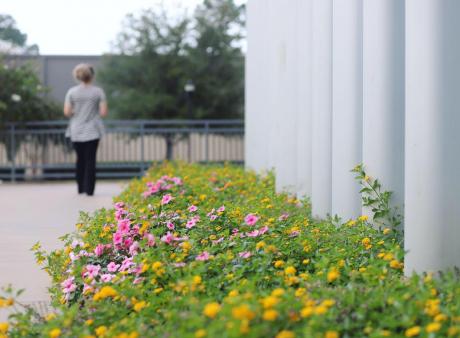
[{"xmin": 64, "ymin": 63, "xmax": 108, "ymax": 196}]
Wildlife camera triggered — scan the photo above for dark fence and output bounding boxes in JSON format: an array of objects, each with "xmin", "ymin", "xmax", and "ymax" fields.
[{"xmin": 0, "ymin": 119, "xmax": 244, "ymax": 181}]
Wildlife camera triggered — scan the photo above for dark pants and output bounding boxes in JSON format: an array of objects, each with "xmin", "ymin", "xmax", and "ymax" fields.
[{"xmin": 73, "ymin": 139, "xmax": 99, "ymax": 196}]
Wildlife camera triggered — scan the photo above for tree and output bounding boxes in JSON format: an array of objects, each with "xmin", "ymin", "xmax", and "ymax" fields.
[
  {"xmin": 0, "ymin": 14, "xmax": 39, "ymax": 54},
  {"xmin": 99, "ymin": 0, "xmax": 245, "ymax": 120}
]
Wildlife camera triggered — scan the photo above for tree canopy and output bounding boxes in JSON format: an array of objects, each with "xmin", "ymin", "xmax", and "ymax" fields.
[{"xmin": 99, "ymin": 0, "xmax": 245, "ymax": 120}]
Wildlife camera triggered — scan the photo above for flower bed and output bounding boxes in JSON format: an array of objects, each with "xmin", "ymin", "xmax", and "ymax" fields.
[{"xmin": 1, "ymin": 162, "xmax": 460, "ymax": 338}]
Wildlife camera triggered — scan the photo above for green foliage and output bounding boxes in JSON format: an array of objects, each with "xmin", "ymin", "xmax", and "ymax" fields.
[
  {"xmin": 99, "ymin": 0, "xmax": 245, "ymax": 120},
  {"xmin": 0, "ymin": 14, "xmax": 39, "ymax": 54},
  {"xmin": 352, "ymin": 164, "xmax": 403, "ymax": 233},
  {"xmin": 2, "ymin": 162, "xmax": 460, "ymax": 337}
]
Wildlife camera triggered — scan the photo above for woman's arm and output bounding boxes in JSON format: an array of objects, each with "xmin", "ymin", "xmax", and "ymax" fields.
[
  {"xmin": 99, "ymin": 101, "xmax": 108, "ymax": 117},
  {"xmin": 63, "ymin": 102, "xmax": 73, "ymax": 117}
]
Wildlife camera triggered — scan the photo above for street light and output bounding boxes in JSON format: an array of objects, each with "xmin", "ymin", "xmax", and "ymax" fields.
[{"xmin": 184, "ymin": 80, "xmax": 195, "ymax": 163}]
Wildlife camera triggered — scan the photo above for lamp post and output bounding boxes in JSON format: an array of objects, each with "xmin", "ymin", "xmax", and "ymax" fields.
[{"xmin": 184, "ymin": 80, "xmax": 195, "ymax": 162}]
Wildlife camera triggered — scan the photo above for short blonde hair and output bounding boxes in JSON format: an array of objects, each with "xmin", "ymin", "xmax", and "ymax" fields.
[{"xmin": 73, "ymin": 63, "xmax": 95, "ymax": 83}]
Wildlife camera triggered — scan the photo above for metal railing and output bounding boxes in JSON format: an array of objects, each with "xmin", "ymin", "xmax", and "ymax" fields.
[{"xmin": 0, "ymin": 119, "xmax": 244, "ymax": 181}]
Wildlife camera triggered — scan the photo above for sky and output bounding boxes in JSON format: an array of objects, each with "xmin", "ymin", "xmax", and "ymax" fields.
[{"xmin": 1, "ymin": 0, "xmax": 246, "ymax": 55}]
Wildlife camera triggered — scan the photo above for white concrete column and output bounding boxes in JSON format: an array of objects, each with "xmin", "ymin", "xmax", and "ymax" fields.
[
  {"xmin": 331, "ymin": 0, "xmax": 363, "ymax": 219},
  {"xmin": 362, "ymin": 1, "xmax": 405, "ymax": 222},
  {"xmin": 296, "ymin": 0, "xmax": 313, "ymax": 198},
  {"xmin": 311, "ymin": 0, "xmax": 333, "ymax": 217},
  {"xmin": 405, "ymin": 0, "xmax": 460, "ymax": 273},
  {"xmin": 244, "ymin": 0, "xmax": 270, "ymax": 172},
  {"xmin": 271, "ymin": 0, "xmax": 299, "ymax": 193}
]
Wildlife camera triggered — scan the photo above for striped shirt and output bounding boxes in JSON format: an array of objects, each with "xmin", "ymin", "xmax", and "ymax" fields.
[{"xmin": 65, "ymin": 84, "xmax": 106, "ymax": 142}]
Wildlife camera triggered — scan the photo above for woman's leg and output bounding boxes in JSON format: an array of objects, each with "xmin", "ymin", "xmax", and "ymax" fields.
[
  {"xmin": 73, "ymin": 142, "xmax": 85, "ymax": 193},
  {"xmin": 84, "ymin": 139, "xmax": 99, "ymax": 196}
]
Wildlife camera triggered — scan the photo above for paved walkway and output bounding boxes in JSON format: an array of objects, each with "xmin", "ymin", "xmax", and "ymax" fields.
[{"xmin": 0, "ymin": 181, "xmax": 126, "ymax": 319}]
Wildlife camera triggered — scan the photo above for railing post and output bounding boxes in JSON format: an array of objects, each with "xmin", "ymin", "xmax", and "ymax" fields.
[
  {"xmin": 205, "ymin": 121, "xmax": 210, "ymax": 163},
  {"xmin": 187, "ymin": 122, "xmax": 192, "ymax": 163},
  {"xmin": 10, "ymin": 124, "xmax": 16, "ymax": 182},
  {"xmin": 140, "ymin": 122, "xmax": 145, "ymax": 175}
]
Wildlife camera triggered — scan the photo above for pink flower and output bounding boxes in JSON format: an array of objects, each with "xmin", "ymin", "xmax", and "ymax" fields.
[
  {"xmin": 145, "ymin": 233, "xmax": 156, "ymax": 247},
  {"xmin": 113, "ymin": 232, "xmax": 123, "ymax": 246},
  {"xmin": 289, "ymin": 231, "xmax": 300, "ymax": 237},
  {"xmin": 129, "ymin": 241, "xmax": 139, "ymax": 255},
  {"xmin": 217, "ymin": 205, "xmax": 225, "ymax": 213},
  {"xmin": 61, "ymin": 277, "xmax": 76, "ymax": 293},
  {"xmin": 100, "ymin": 274, "xmax": 114, "ymax": 282},
  {"xmin": 278, "ymin": 213, "xmax": 289, "ymax": 221},
  {"xmin": 119, "ymin": 257, "xmax": 134, "ymax": 272},
  {"xmin": 167, "ymin": 222, "xmax": 175, "ymax": 230},
  {"xmin": 239, "ymin": 251, "xmax": 252, "ymax": 259},
  {"xmin": 196, "ymin": 251, "xmax": 210, "ymax": 261},
  {"xmin": 210, "ymin": 215, "xmax": 218, "ymax": 221},
  {"xmin": 161, "ymin": 232, "xmax": 175, "ymax": 245},
  {"xmin": 212, "ymin": 237, "xmax": 225, "ymax": 244},
  {"xmin": 118, "ymin": 219, "xmax": 131, "ymax": 233},
  {"xmin": 188, "ymin": 205, "xmax": 198, "ymax": 212},
  {"xmin": 107, "ymin": 262, "xmax": 120, "ymax": 272},
  {"xmin": 114, "ymin": 202, "xmax": 125, "ymax": 209},
  {"xmin": 94, "ymin": 244, "xmax": 105, "ymax": 256},
  {"xmin": 244, "ymin": 214, "xmax": 259, "ymax": 226},
  {"xmin": 84, "ymin": 264, "xmax": 101, "ymax": 278},
  {"xmin": 259, "ymin": 226, "xmax": 269, "ymax": 235},
  {"xmin": 171, "ymin": 177, "xmax": 183, "ymax": 185},
  {"xmin": 161, "ymin": 194, "xmax": 173, "ymax": 205},
  {"xmin": 186, "ymin": 219, "xmax": 197, "ymax": 229},
  {"xmin": 123, "ymin": 237, "xmax": 133, "ymax": 249},
  {"xmin": 133, "ymin": 277, "xmax": 145, "ymax": 284},
  {"xmin": 174, "ymin": 262, "xmax": 186, "ymax": 268},
  {"xmin": 246, "ymin": 230, "xmax": 260, "ymax": 238}
]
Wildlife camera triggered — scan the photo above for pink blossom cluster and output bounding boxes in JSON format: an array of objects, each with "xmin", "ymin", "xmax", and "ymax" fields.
[{"xmin": 143, "ymin": 175, "xmax": 183, "ymax": 197}]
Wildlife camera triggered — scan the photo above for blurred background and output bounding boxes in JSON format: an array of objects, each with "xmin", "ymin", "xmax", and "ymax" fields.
[{"xmin": 0, "ymin": 0, "xmax": 247, "ymax": 180}]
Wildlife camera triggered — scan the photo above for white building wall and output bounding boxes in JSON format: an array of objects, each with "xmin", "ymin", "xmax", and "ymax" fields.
[
  {"xmin": 362, "ymin": 0, "xmax": 405, "ymax": 222},
  {"xmin": 405, "ymin": 0, "xmax": 460, "ymax": 273},
  {"xmin": 331, "ymin": 0, "xmax": 363, "ymax": 220},
  {"xmin": 311, "ymin": 0, "xmax": 333, "ymax": 218},
  {"xmin": 245, "ymin": 0, "xmax": 460, "ymax": 273}
]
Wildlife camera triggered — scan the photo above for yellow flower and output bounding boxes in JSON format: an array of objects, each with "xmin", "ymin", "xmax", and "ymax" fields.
[
  {"xmin": 203, "ymin": 302, "xmax": 221, "ymax": 319},
  {"xmin": 361, "ymin": 237, "xmax": 372, "ymax": 249},
  {"xmin": 95, "ymin": 326, "xmax": 108, "ymax": 336},
  {"xmin": 195, "ymin": 329, "xmax": 207, "ymax": 338},
  {"xmin": 274, "ymin": 260, "xmax": 285, "ymax": 268},
  {"xmin": 434, "ymin": 313, "xmax": 447, "ymax": 322},
  {"xmin": 383, "ymin": 228, "xmax": 391, "ymax": 235},
  {"xmin": 152, "ymin": 261, "xmax": 163, "ymax": 270},
  {"xmin": 271, "ymin": 288, "xmax": 284, "ymax": 297},
  {"xmin": 426, "ymin": 322, "xmax": 441, "ymax": 333},
  {"xmin": 302, "ymin": 259, "xmax": 310, "ymax": 265},
  {"xmin": 448, "ymin": 327, "xmax": 460, "ymax": 336},
  {"xmin": 390, "ymin": 260, "xmax": 403, "ymax": 269},
  {"xmin": 263, "ymin": 309, "xmax": 278, "ymax": 321},
  {"xmin": 85, "ymin": 319, "xmax": 94, "ymax": 326},
  {"xmin": 325, "ymin": 331, "xmax": 339, "ymax": 338},
  {"xmin": 45, "ymin": 313, "xmax": 57, "ymax": 321},
  {"xmin": 93, "ymin": 286, "xmax": 118, "ymax": 301},
  {"xmin": 300, "ymin": 306, "xmax": 313, "ymax": 318},
  {"xmin": 425, "ymin": 299, "xmax": 440, "ymax": 316},
  {"xmin": 405, "ymin": 326, "xmax": 421, "ymax": 337},
  {"xmin": 295, "ymin": 288, "xmax": 306, "ymax": 297},
  {"xmin": 261, "ymin": 296, "xmax": 279, "ymax": 309},
  {"xmin": 228, "ymin": 290, "xmax": 239, "ymax": 297},
  {"xmin": 359, "ymin": 215, "xmax": 368, "ymax": 222},
  {"xmin": 0, "ymin": 298, "xmax": 14, "ymax": 308},
  {"xmin": 0, "ymin": 323, "xmax": 8, "ymax": 334},
  {"xmin": 49, "ymin": 328, "xmax": 62, "ymax": 338},
  {"xmin": 321, "ymin": 299, "xmax": 336, "ymax": 307},
  {"xmin": 275, "ymin": 330, "xmax": 295, "ymax": 338},
  {"xmin": 256, "ymin": 241, "xmax": 266, "ymax": 250},
  {"xmin": 327, "ymin": 269, "xmax": 340, "ymax": 283},
  {"xmin": 284, "ymin": 266, "xmax": 296, "ymax": 275},
  {"xmin": 314, "ymin": 305, "xmax": 328, "ymax": 315},
  {"xmin": 232, "ymin": 304, "xmax": 256, "ymax": 320},
  {"xmin": 193, "ymin": 276, "xmax": 202, "ymax": 285},
  {"xmin": 134, "ymin": 301, "xmax": 147, "ymax": 312}
]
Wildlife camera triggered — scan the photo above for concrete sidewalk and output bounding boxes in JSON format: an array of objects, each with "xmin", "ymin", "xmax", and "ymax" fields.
[{"xmin": 0, "ymin": 181, "xmax": 126, "ymax": 318}]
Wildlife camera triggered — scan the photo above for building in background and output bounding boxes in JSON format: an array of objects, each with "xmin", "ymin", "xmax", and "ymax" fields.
[{"xmin": 5, "ymin": 55, "xmax": 102, "ymax": 103}]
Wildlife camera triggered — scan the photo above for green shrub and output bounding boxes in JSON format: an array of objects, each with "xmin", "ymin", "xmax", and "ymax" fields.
[{"xmin": 1, "ymin": 162, "xmax": 459, "ymax": 338}]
